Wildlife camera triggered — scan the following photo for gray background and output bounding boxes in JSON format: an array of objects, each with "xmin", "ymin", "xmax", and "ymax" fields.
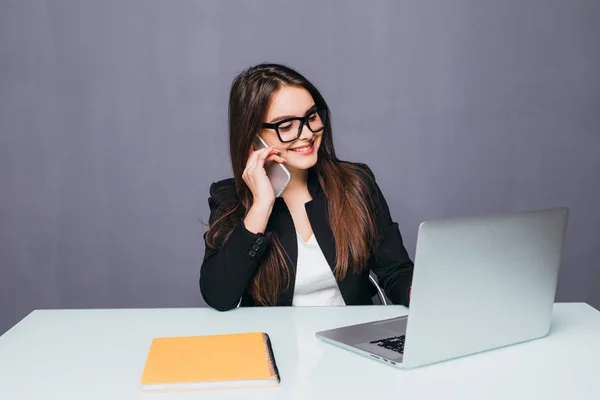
[{"xmin": 1, "ymin": 0, "xmax": 599, "ymax": 335}]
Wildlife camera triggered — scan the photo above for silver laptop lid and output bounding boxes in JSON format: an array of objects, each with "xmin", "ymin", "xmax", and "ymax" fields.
[{"xmin": 402, "ymin": 207, "xmax": 568, "ymax": 368}]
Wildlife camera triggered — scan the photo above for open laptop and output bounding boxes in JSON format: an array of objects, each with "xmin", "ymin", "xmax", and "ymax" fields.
[{"xmin": 316, "ymin": 207, "xmax": 569, "ymax": 369}]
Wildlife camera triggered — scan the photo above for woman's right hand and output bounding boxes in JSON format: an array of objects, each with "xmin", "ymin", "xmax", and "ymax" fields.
[
  {"xmin": 242, "ymin": 146, "xmax": 286, "ymax": 234},
  {"xmin": 242, "ymin": 146, "xmax": 286, "ymax": 208}
]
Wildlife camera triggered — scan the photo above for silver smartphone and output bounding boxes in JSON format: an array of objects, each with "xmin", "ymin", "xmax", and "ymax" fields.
[{"xmin": 254, "ymin": 136, "xmax": 291, "ymax": 197}]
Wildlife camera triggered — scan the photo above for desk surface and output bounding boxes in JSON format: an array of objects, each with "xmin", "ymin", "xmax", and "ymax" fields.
[{"xmin": 1, "ymin": 303, "xmax": 599, "ymax": 399}]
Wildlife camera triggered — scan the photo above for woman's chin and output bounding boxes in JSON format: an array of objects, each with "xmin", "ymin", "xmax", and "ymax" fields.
[{"xmin": 286, "ymin": 153, "xmax": 318, "ymax": 171}]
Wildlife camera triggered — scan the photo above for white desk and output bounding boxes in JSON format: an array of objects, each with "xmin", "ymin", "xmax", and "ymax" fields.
[{"xmin": 1, "ymin": 303, "xmax": 599, "ymax": 399}]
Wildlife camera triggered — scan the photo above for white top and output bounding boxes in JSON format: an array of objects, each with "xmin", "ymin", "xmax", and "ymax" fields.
[
  {"xmin": 292, "ymin": 232, "xmax": 346, "ymax": 306},
  {"xmin": 1, "ymin": 304, "xmax": 599, "ymax": 399}
]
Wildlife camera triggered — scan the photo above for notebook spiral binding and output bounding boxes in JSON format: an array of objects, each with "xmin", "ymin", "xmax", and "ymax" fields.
[{"xmin": 261, "ymin": 333, "xmax": 281, "ymax": 383}]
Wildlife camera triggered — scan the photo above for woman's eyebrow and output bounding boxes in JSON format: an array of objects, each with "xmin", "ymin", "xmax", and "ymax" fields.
[{"xmin": 268, "ymin": 104, "xmax": 317, "ymax": 123}]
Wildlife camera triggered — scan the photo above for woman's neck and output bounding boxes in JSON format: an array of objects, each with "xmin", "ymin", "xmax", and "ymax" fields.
[{"xmin": 281, "ymin": 167, "xmax": 310, "ymax": 200}]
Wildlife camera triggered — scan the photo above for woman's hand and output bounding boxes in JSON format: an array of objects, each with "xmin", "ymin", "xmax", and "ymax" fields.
[
  {"xmin": 242, "ymin": 146, "xmax": 286, "ymax": 234},
  {"xmin": 242, "ymin": 146, "xmax": 286, "ymax": 207}
]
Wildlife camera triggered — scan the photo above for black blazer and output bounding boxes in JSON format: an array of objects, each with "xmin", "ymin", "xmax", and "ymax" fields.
[{"xmin": 199, "ymin": 162, "xmax": 414, "ymax": 311}]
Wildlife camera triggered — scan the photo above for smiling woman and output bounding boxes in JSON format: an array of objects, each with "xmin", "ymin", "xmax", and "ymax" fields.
[{"xmin": 199, "ymin": 63, "xmax": 414, "ymax": 311}]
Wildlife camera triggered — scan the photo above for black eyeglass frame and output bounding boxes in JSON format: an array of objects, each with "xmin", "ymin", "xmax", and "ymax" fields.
[{"xmin": 261, "ymin": 108, "xmax": 327, "ymax": 143}]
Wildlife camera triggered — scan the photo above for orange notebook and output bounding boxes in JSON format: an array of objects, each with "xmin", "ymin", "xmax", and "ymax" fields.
[{"xmin": 140, "ymin": 332, "xmax": 280, "ymax": 391}]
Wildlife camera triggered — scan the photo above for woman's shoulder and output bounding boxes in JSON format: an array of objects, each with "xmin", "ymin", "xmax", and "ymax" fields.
[
  {"xmin": 340, "ymin": 161, "xmax": 388, "ymax": 207},
  {"xmin": 341, "ymin": 161, "xmax": 378, "ymax": 186},
  {"xmin": 208, "ymin": 178, "xmax": 237, "ymax": 205}
]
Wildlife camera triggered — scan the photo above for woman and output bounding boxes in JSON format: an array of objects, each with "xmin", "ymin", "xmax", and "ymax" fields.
[{"xmin": 200, "ymin": 63, "xmax": 413, "ymax": 311}]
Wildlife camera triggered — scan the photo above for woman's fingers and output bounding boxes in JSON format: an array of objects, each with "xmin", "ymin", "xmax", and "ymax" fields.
[
  {"xmin": 265, "ymin": 154, "xmax": 286, "ymax": 164},
  {"xmin": 254, "ymin": 147, "xmax": 280, "ymax": 170},
  {"xmin": 246, "ymin": 146, "xmax": 273, "ymax": 170}
]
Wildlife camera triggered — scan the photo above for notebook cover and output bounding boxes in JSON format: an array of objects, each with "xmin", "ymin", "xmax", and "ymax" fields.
[{"xmin": 140, "ymin": 332, "xmax": 280, "ymax": 388}]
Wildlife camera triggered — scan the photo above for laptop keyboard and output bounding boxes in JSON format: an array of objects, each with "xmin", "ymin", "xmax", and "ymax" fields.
[{"xmin": 370, "ymin": 335, "xmax": 406, "ymax": 354}]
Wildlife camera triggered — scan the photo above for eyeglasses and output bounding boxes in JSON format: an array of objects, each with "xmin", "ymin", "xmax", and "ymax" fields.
[{"xmin": 261, "ymin": 107, "xmax": 327, "ymax": 143}]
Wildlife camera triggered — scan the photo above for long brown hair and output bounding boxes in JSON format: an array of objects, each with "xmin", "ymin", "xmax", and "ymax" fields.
[{"xmin": 206, "ymin": 63, "xmax": 380, "ymax": 305}]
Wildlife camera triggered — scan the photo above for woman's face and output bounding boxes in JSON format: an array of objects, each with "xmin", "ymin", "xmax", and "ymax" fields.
[{"xmin": 259, "ymin": 86, "xmax": 323, "ymax": 173}]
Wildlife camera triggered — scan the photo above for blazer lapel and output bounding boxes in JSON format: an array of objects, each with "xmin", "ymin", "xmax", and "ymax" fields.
[
  {"xmin": 304, "ymin": 167, "xmax": 336, "ymax": 272},
  {"xmin": 304, "ymin": 195, "xmax": 336, "ymax": 273},
  {"xmin": 269, "ymin": 197, "xmax": 297, "ymax": 306}
]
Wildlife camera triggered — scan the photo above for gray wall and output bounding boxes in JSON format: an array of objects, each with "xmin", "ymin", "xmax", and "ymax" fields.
[{"xmin": 1, "ymin": 0, "xmax": 599, "ymax": 335}]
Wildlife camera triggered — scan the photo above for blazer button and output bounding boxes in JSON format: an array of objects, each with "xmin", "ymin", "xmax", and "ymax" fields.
[
  {"xmin": 252, "ymin": 244, "xmax": 260, "ymax": 251},
  {"xmin": 249, "ymin": 250, "xmax": 256, "ymax": 257},
  {"xmin": 256, "ymin": 237, "xmax": 264, "ymax": 245}
]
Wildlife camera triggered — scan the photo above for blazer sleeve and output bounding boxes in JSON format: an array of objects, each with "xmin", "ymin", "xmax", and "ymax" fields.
[
  {"xmin": 199, "ymin": 182, "xmax": 273, "ymax": 311},
  {"xmin": 362, "ymin": 165, "xmax": 414, "ymax": 306}
]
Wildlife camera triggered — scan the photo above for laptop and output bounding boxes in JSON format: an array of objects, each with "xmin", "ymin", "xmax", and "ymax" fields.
[{"xmin": 316, "ymin": 207, "xmax": 569, "ymax": 369}]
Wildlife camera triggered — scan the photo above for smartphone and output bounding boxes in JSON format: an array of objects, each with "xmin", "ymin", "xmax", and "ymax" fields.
[{"xmin": 254, "ymin": 136, "xmax": 291, "ymax": 197}]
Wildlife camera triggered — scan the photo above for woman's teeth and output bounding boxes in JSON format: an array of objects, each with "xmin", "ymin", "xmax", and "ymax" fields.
[{"xmin": 290, "ymin": 142, "xmax": 313, "ymax": 152}]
